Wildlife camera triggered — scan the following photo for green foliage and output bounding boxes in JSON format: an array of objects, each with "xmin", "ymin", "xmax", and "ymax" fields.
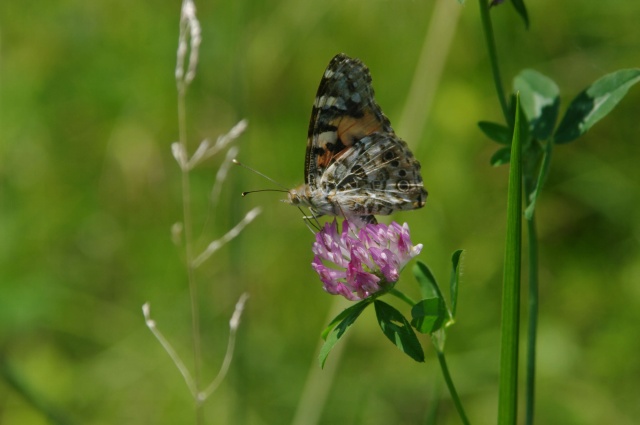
[
  {"xmin": 374, "ymin": 300, "xmax": 425, "ymax": 363},
  {"xmin": 410, "ymin": 260, "xmax": 452, "ymax": 334},
  {"xmin": 478, "ymin": 121, "xmax": 512, "ymax": 144},
  {"xmin": 554, "ymin": 69, "xmax": 640, "ymax": 143},
  {"xmin": 514, "ymin": 69, "xmax": 560, "ymax": 141},
  {"xmin": 319, "ymin": 300, "xmax": 370, "ymax": 368},
  {"xmin": 485, "ymin": 67, "xmax": 639, "ymax": 220},
  {"xmin": 412, "ymin": 261, "xmax": 442, "ymax": 300},
  {"xmin": 510, "ymin": 0, "xmax": 530, "ymax": 28},
  {"xmin": 449, "ymin": 250, "xmax": 463, "ymax": 318},
  {"xmin": 411, "ymin": 298, "xmax": 447, "ymax": 334},
  {"xmin": 490, "ymin": 146, "xmax": 512, "ymax": 166}
]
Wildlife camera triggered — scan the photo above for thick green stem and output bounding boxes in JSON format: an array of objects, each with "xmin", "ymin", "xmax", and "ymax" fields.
[
  {"xmin": 524, "ymin": 213, "xmax": 539, "ymax": 425},
  {"xmin": 498, "ymin": 96, "xmax": 522, "ymax": 425},
  {"xmin": 478, "ymin": 0, "xmax": 511, "ymax": 125},
  {"xmin": 436, "ymin": 349, "xmax": 471, "ymax": 425}
]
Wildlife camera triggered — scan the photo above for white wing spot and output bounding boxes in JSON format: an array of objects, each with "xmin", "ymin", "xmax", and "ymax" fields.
[
  {"xmin": 314, "ymin": 95, "xmax": 347, "ymax": 110},
  {"xmin": 317, "ymin": 131, "xmax": 338, "ymax": 148}
]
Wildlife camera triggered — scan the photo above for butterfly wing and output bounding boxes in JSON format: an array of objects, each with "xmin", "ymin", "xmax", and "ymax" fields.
[{"xmin": 305, "ymin": 53, "xmax": 393, "ymax": 189}]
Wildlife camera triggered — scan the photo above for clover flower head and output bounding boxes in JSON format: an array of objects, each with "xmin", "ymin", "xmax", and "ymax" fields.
[{"xmin": 311, "ymin": 220, "xmax": 423, "ymax": 301}]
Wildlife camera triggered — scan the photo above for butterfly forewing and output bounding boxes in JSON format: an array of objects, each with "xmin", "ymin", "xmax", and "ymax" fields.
[
  {"xmin": 305, "ymin": 54, "xmax": 392, "ymax": 185},
  {"xmin": 291, "ymin": 53, "xmax": 427, "ymax": 225}
]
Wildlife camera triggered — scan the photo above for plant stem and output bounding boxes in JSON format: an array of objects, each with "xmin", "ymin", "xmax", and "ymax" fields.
[
  {"xmin": 497, "ymin": 96, "xmax": 522, "ymax": 425},
  {"xmin": 388, "ymin": 288, "xmax": 416, "ymax": 307},
  {"xmin": 435, "ymin": 349, "xmax": 471, "ymax": 425},
  {"xmin": 478, "ymin": 0, "xmax": 511, "ymax": 125},
  {"xmin": 524, "ymin": 213, "xmax": 539, "ymax": 425},
  {"xmin": 178, "ymin": 89, "xmax": 203, "ymax": 424}
]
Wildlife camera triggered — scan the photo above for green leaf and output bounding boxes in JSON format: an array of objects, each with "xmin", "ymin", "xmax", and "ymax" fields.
[
  {"xmin": 490, "ymin": 147, "xmax": 511, "ymax": 166},
  {"xmin": 411, "ymin": 298, "xmax": 447, "ymax": 334},
  {"xmin": 514, "ymin": 69, "xmax": 560, "ymax": 140},
  {"xmin": 498, "ymin": 93, "xmax": 523, "ymax": 423},
  {"xmin": 510, "ymin": 0, "xmax": 529, "ymax": 29},
  {"xmin": 412, "ymin": 261, "xmax": 441, "ymax": 300},
  {"xmin": 320, "ymin": 299, "xmax": 371, "ymax": 340},
  {"xmin": 524, "ymin": 140, "xmax": 553, "ymax": 220},
  {"xmin": 479, "ymin": 121, "xmax": 512, "ymax": 144},
  {"xmin": 554, "ymin": 69, "xmax": 640, "ymax": 144},
  {"xmin": 450, "ymin": 250, "xmax": 464, "ymax": 318},
  {"xmin": 319, "ymin": 300, "xmax": 370, "ymax": 368},
  {"xmin": 374, "ymin": 300, "xmax": 425, "ymax": 362}
]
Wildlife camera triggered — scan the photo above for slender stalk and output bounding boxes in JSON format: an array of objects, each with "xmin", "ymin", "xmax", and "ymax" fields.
[
  {"xmin": 177, "ymin": 89, "xmax": 203, "ymax": 423},
  {"xmin": 524, "ymin": 214, "xmax": 539, "ymax": 425},
  {"xmin": 497, "ymin": 96, "xmax": 522, "ymax": 424},
  {"xmin": 199, "ymin": 293, "xmax": 249, "ymax": 401},
  {"xmin": 435, "ymin": 350, "xmax": 471, "ymax": 425},
  {"xmin": 389, "ymin": 288, "xmax": 417, "ymax": 307},
  {"xmin": 477, "ymin": 0, "xmax": 511, "ymax": 125},
  {"xmin": 143, "ymin": 303, "xmax": 197, "ymax": 397}
]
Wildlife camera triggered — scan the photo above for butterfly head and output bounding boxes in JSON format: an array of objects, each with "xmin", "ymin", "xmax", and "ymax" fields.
[{"xmin": 285, "ymin": 184, "xmax": 311, "ymax": 207}]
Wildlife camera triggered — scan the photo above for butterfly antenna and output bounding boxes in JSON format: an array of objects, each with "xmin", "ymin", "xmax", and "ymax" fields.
[
  {"xmin": 233, "ymin": 159, "xmax": 290, "ymax": 191},
  {"xmin": 241, "ymin": 189, "xmax": 290, "ymax": 197}
]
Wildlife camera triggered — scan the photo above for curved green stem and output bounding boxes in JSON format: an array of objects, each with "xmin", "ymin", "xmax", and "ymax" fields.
[
  {"xmin": 436, "ymin": 349, "xmax": 471, "ymax": 425},
  {"xmin": 388, "ymin": 288, "xmax": 416, "ymax": 307},
  {"xmin": 478, "ymin": 0, "xmax": 511, "ymax": 125}
]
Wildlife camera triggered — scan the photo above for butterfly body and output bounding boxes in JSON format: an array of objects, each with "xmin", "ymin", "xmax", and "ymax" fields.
[{"xmin": 287, "ymin": 53, "xmax": 427, "ymax": 226}]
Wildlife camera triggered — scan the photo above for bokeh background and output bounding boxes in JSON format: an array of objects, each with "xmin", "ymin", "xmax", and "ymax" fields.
[{"xmin": 2, "ymin": 0, "xmax": 639, "ymax": 424}]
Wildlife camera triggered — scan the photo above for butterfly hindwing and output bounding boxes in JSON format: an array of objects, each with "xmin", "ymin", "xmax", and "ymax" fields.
[{"xmin": 324, "ymin": 132, "xmax": 426, "ymax": 216}]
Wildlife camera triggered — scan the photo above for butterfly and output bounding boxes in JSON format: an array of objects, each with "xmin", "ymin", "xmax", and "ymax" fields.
[{"xmin": 286, "ymin": 53, "xmax": 427, "ymax": 227}]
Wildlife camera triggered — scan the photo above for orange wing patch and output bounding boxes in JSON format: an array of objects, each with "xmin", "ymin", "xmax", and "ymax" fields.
[{"xmin": 334, "ymin": 109, "xmax": 385, "ymax": 147}]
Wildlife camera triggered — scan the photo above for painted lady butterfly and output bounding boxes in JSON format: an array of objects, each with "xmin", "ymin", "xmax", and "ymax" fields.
[{"xmin": 287, "ymin": 53, "xmax": 427, "ymax": 227}]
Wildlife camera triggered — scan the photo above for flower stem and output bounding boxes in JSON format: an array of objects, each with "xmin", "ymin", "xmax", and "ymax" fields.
[
  {"xmin": 435, "ymin": 349, "xmax": 471, "ymax": 425},
  {"xmin": 388, "ymin": 288, "xmax": 416, "ymax": 307},
  {"xmin": 478, "ymin": 0, "xmax": 511, "ymax": 126}
]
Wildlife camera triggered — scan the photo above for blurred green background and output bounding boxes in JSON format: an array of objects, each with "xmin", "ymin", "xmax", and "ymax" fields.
[{"xmin": 2, "ymin": 0, "xmax": 639, "ymax": 424}]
